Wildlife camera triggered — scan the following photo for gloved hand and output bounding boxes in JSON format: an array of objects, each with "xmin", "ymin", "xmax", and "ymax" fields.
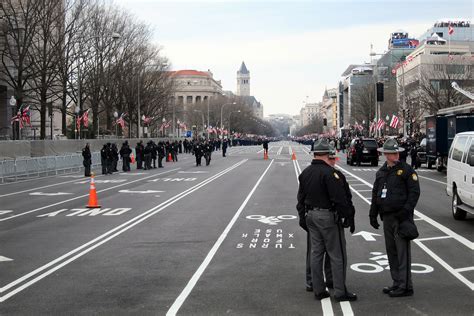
[
  {"xmin": 370, "ymin": 216, "xmax": 380, "ymax": 229},
  {"xmin": 343, "ymin": 217, "xmax": 355, "ymax": 234},
  {"xmin": 396, "ymin": 209, "xmax": 410, "ymax": 222},
  {"xmin": 299, "ymin": 217, "xmax": 308, "ymax": 232}
]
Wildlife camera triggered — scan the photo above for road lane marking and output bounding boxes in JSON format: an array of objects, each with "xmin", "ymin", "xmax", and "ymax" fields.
[
  {"xmin": 0, "ymin": 160, "xmax": 248, "ymax": 302},
  {"xmin": 418, "ymin": 175, "xmax": 446, "ymax": 185},
  {"xmin": 454, "ymin": 267, "xmax": 474, "ymax": 273},
  {"xmin": 277, "ymin": 146, "xmax": 283, "ymax": 155},
  {"xmin": 0, "ymin": 168, "xmax": 180, "ymax": 222},
  {"xmin": 118, "ymin": 190, "xmax": 164, "ymax": 194},
  {"xmin": 337, "ymin": 165, "xmax": 474, "ymax": 291},
  {"xmin": 417, "ymin": 236, "xmax": 453, "ymax": 242},
  {"xmin": 294, "ymin": 160, "xmax": 353, "ymax": 316},
  {"xmin": 29, "ymin": 192, "xmax": 73, "ymax": 196},
  {"xmin": 0, "ymin": 256, "xmax": 13, "ymax": 262},
  {"xmin": 166, "ymin": 159, "xmax": 273, "ymax": 316}
]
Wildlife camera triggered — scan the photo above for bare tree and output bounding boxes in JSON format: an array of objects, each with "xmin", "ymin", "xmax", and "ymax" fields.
[{"xmin": 351, "ymin": 82, "xmax": 376, "ymax": 130}]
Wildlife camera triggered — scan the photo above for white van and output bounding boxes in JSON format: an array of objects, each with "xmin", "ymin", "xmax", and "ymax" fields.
[{"xmin": 447, "ymin": 132, "xmax": 474, "ymax": 220}]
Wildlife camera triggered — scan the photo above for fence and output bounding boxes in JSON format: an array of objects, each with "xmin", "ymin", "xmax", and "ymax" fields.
[{"xmin": 0, "ymin": 152, "xmax": 103, "ymax": 184}]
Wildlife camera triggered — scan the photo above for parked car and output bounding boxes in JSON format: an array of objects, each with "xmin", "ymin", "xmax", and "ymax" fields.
[
  {"xmin": 446, "ymin": 131, "xmax": 474, "ymax": 220},
  {"xmin": 346, "ymin": 138, "xmax": 379, "ymax": 166}
]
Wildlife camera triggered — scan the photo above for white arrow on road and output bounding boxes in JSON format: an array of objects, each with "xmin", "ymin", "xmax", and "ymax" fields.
[
  {"xmin": 29, "ymin": 192, "xmax": 73, "ymax": 196},
  {"xmin": 352, "ymin": 231, "xmax": 381, "ymax": 241},
  {"xmin": 0, "ymin": 256, "xmax": 13, "ymax": 262},
  {"xmin": 178, "ymin": 171, "xmax": 208, "ymax": 174},
  {"xmin": 118, "ymin": 190, "xmax": 164, "ymax": 194}
]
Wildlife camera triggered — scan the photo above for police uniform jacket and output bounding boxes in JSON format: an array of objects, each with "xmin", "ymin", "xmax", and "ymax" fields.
[
  {"xmin": 370, "ymin": 161, "xmax": 420, "ymax": 218},
  {"xmin": 297, "ymin": 160, "xmax": 351, "ymax": 219}
]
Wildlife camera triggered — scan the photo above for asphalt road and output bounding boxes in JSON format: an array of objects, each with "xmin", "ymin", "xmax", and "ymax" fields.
[{"xmin": 0, "ymin": 142, "xmax": 472, "ymax": 315}]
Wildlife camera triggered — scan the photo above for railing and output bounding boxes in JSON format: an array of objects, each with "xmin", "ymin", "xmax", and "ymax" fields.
[{"xmin": 0, "ymin": 152, "xmax": 103, "ymax": 184}]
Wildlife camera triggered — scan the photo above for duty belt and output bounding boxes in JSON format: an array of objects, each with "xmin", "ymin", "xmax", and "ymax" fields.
[{"xmin": 306, "ymin": 206, "xmax": 332, "ymax": 212}]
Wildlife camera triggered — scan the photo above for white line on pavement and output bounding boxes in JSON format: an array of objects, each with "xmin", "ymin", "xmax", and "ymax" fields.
[
  {"xmin": 418, "ymin": 175, "xmax": 446, "ymax": 185},
  {"xmin": 337, "ymin": 165, "xmax": 474, "ymax": 291},
  {"xmin": 0, "ymin": 168, "xmax": 180, "ymax": 222},
  {"xmin": 166, "ymin": 159, "xmax": 274, "ymax": 316},
  {"xmin": 0, "ymin": 160, "xmax": 248, "ymax": 302},
  {"xmin": 417, "ymin": 236, "xmax": 453, "ymax": 242},
  {"xmin": 277, "ymin": 146, "xmax": 283, "ymax": 155}
]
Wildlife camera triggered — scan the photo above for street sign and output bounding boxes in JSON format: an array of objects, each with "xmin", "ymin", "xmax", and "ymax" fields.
[{"xmin": 186, "ymin": 131, "xmax": 192, "ymax": 137}]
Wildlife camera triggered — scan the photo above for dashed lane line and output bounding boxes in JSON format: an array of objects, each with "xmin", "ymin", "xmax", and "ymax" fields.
[{"xmin": 0, "ymin": 160, "xmax": 248, "ymax": 302}]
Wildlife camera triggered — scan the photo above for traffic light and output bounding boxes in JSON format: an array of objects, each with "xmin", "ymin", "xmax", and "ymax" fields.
[{"xmin": 376, "ymin": 82, "xmax": 384, "ymax": 102}]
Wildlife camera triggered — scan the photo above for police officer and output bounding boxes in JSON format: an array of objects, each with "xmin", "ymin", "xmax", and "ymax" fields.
[
  {"xmin": 111, "ymin": 143, "xmax": 119, "ymax": 172},
  {"xmin": 204, "ymin": 141, "xmax": 212, "ymax": 166},
  {"xmin": 194, "ymin": 141, "xmax": 203, "ymax": 166},
  {"xmin": 100, "ymin": 144, "xmax": 111, "ymax": 175},
  {"xmin": 222, "ymin": 138, "xmax": 228, "ymax": 157},
  {"xmin": 143, "ymin": 141, "xmax": 153, "ymax": 170},
  {"xmin": 297, "ymin": 139, "xmax": 357, "ymax": 302},
  {"xmin": 262, "ymin": 138, "xmax": 269, "ymax": 155},
  {"xmin": 82, "ymin": 143, "xmax": 92, "ymax": 177},
  {"xmin": 157, "ymin": 141, "xmax": 165, "ymax": 168},
  {"xmin": 135, "ymin": 141, "xmax": 144, "ymax": 169},
  {"xmin": 119, "ymin": 141, "xmax": 132, "ymax": 172},
  {"xmin": 369, "ymin": 138, "xmax": 420, "ymax": 297}
]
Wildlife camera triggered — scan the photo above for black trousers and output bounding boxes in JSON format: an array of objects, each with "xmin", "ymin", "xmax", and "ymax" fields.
[
  {"xmin": 196, "ymin": 155, "xmax": 202, "ymax": 166},
  {"xmin": 158, "ymin": 156, "xmax": 164, "ymax": 168},
  {"xmin": 383, "ymin": 212, "xmax": 413, "ymax": 290},
  {"xmin": 84, "ymin": 161, "xmax": 91, "ymax": 176},
  {"xmin": 122, "ymin": 156, "xmax": 130, "ymax": 172}
]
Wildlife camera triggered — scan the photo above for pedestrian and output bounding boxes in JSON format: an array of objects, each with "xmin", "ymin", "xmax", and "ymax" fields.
[
  {"xmin": 204, "ymin": 141, "xmax": 212, "ymax": 166},
  {"xmin": 151, "ymin": 141, "xmax": 158, "ymax": 168},
  {"xmin": 194, "ymin": 141, "xmax": 203, "ymax": 166},
  {"xmin": 106, "ymin": 143, "xmax": 113, "ymax": 174},
  {"xmin": 111, "ymin": 143, "xmax": 119, "ymax": 172},
  {"xmin": 157, "ymin": 141, "xmax": 165, "ymax": 168},
  {"xmin": 410, "ymin": 142, "xmax": 418, "ymax": 169},
  {"xmin": 222, "ymin": 138, "xmax": 228, "ymax": 157},
  {"xmin": 119, "ymin": 141, "xmax": 132, "ymax": 172},
  {"xmin": 263, "ymin": 138, "xmax": 269, "ymax": 155},
  {"xmin": 297, "ymin": 139, "xmax": 357, "ymax": 302},
  {"xmin": 355, "ymin": 139, "xmax": 363, "ymax": 166},
  {"xmin": 135, "ymin": 141, "xmax": 144, "ymax": 169},
  {"xmin": 100, "ymin": 144, "xmax": 110, "ymax": 175},
  {"xmin": 82, "ymin": 143, "xmax": 92, "ymax": 177},
  {"xmin": 178, "ymin": 140, "xmax": 183, "ymax": 154},
  {"xmin": 369, "ymin": 138, "xmax": 420, "ymax": 297},
  {"xmin": 144, "ymin": 141, "xmax": 153, "ymax": 170}
]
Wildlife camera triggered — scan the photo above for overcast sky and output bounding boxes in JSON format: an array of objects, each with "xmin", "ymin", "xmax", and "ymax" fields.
[{"xmin": 112, "ymin": 0, "xmax": 472, "ymax": 116}]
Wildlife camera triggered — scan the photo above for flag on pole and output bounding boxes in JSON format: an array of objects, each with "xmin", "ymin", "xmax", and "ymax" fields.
[
  {"xmin": 142, "ymin": 116, "xmax": 153, "ymax": 125},
  {"xmin": 21, "ymin": 105, "xmax": 31, "ymax": 127},
  {"xmin": 448, "ymin": 25, "xmax": 454, "ymax": 35},
  {"xmin": 81, "ymin": 109, "xmax": 90, "ymax": 128},
  {"xmin": 389, "ymin": 115, "xmax": 399, "ymax": 128},
  {"xmin": 376, "ymin": 118, "xmax": 385, "ymax": 131},
  {"xmin": 11, "ymin": 112, "xmax": 21, "ymax": 125},
  {"xmin": 116, "ymin": 113, "xmax": 126, "ymax": 129},
  {"xmin": 369, "ymin": 121, "xmax": 376, "ymax": 134}
]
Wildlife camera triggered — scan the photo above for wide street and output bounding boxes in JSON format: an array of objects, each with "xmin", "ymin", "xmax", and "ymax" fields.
[{"xmin": 0, "ymin": 141, "xmax": 472, "ymax": 315}]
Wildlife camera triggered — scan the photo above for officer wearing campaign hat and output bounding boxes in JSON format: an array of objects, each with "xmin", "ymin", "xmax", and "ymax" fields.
[
  {"xmin": 370, "ymin": 138, "xmax": 420, "ymax": 297},
  {"xmin": 297, "ymin": 139, "xmax": 357, "ymax": 302}
]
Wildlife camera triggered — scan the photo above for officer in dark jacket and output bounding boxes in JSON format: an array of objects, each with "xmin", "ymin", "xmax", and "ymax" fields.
[
  {"xmin": 143, "ymin": 141, "xmax": 153, "ymax": 170},
  {"xmin": 222, "ymin": 138, "xmax": 228, "ymax": 157},
  {"xmin": 203, "ymin": 141, "xmax": 212, "ymax": 166},
  {"xmin": 194, "ymin": 141, "xmax": 203, "ymax": 166},
  {"xmin": 410, "ymin": 141, "xmax": 419, "ymax": 169},
  {"xmin": 370, "ymin": 138, "xmax": 420, "ymax": 297},
  {"xmin": 100, "ymin": 144, "xmax": 111, "ymax": 175},
  {"xmin": 111, "ymin": 143, "xmax": 119, "ymax": 172},
  {"xmin": 82, "ymin": 143, "xmax": 92, "ymax": 177},
  {"xmin": 119, "ymin": 141, "xmax": 132, "ymax": 172},
  {"xmin": 135, "ymin": 141, "xmax": 144, "ymax": 169},
  {"xmin": 262, "ymin": 139, "xmax": 269, "ymax": 155},
  {"xmin": 157, "ymin": 141, "xmax": 165, "ymax": 168},
  {"xmin": 151, "ymin": 141, "xmax": 158, "ymax": 168},
  {"xmin": 355, "ymin": 138, "xmax": 363, "ymax": 166},
  {"xmin": 297, "ymin": 139, "xmax": 357, "ymax": 302}
]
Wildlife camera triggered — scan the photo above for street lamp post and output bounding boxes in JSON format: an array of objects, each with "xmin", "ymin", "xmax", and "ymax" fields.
[
  {"xmin": 162, "ymin": 117, "xmax": 166, "ymax": 137},
  {"xmin": 194, "ymin": 110, "xmax": 205, "ymax": 139},
  {"xmin": 9, "ymin": 96, "xmax": 18, "ymax": 140},
  {"xmin": 75, "ymin": 106, "xmax": 80, "ymax": 139},
  {"xmin": 220, "ymin": 102, "xmax": 237, "ymax": 131},
  {"xmin": 228, "ymin": 110, "xmax": 241, "ymax": 137},
  {"xmin": 113, "ymin": 111, "xmax": 119, "ymax": 137}
]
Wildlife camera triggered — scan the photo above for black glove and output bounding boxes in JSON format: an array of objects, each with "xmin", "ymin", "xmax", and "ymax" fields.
[
  {"xmin": 343, "ymin": 217, "xmax": 356, "ymax": 234},
  {"xmin": 370, "ymin": 216, "xmax": 380, "ymax": 229},
  {"xmin": 396, "ymin": 209, "xmax": 410, "ymax": 222},
  {"xmin": 299, "ymin": 217, "xmax": 308, "ymax": 232}
]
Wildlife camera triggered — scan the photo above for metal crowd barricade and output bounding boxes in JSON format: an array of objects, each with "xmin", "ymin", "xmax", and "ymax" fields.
[{"xmin": 0, "ymin": 152, "xmax": 103, "ymax": 184}]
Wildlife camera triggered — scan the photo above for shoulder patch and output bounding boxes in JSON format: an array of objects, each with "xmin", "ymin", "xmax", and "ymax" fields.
[
  {"xmin": 397, "ymin": 169, "xmax": 404, "ymax": 176},
  {"xmin": 334, "ymin": 172, "xmax": 340, "ymax": 179},
  {"xmin": 412, "ymin": 173, "xmax": 418, "ymax": 181}
]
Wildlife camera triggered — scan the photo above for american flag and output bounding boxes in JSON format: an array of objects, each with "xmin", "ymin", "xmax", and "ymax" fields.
[
  {"xmin": 178, "ymin": 122, "xmax": 187, "ymax": 130},
  {"xmin": 376, "ymin": 118, "xmax": 385, "ymax": 131},
  {"xmin": 448, "ymin": 25, "xmax": 454, "ymax": 35},
  {"xmin": 81, "ymin": 109, "xmax": 89, "ymax": 128},
  {"xmin": 369, "ymin": 121, "xmax": 376, "ymax": 134},
  {"xmin": 389, "ymin": 115, "xmax": 400, "ymax": 128},
  {"xmin": 21, "ymin": 105, "xmax": 31, "ymax": 127},
  {"xmin": 11, "ymin": 112, "xmax": 21, "ymax": 125},
  {"xmin": 142, "ymin": 116, "xmax": 153, "ymax": 125},
  {"xmin": 116, "ymin": 113, "xmax": 126, "ymax": 129}
]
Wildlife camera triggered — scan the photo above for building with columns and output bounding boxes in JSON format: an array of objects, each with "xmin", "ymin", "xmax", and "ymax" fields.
[{"xmin": 170, "ymin": 69, "xmax": 223, "ymax": 105}]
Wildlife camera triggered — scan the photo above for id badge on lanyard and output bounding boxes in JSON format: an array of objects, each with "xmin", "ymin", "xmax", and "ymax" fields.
[{"xmin": 381, "ymin": 184, "xmax": 387, "ymax": 199}]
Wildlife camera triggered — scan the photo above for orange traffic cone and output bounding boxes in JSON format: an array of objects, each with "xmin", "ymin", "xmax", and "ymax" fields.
[
  {"xmin": 264, "ymin": 152, "xmax": 268, "ymax": 160},
  {"xmin": 168, "ymin": 153, "xmax": 172, "ymax": 162},
  {"xmin": 87, "ymin": 173, "xmax": 101, "ymax": 208},
  {"xmin": 291, "ymin": 152, "xmax": 297, "ymax": 160}
]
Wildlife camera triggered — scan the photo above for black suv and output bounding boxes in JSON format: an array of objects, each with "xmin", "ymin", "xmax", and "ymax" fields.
[{"xmin": 346, "ymin": 138, "xmax": 379, "ymax": 166}]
